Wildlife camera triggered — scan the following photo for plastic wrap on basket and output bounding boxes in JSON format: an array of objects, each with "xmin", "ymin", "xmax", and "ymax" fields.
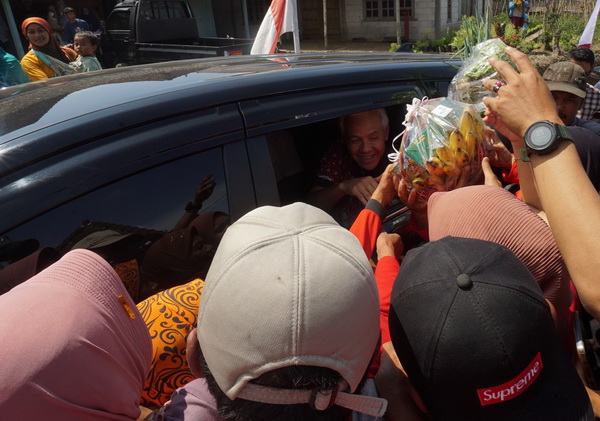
[
  {"xmin": 391, "ymin": 97, "xmax": 486, "ymax": 205},
  {"xmin": 448, "ymin": 38, "xmax": 514, "ymax": 112}
]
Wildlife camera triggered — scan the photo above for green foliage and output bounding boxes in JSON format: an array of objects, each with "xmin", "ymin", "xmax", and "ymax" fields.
[
  {"xmin": 411, "ymin": 30, "xmax": 456, "ymax": 53},
  {"xmin": 451, "ymin": 15, "xmax": 490, "ymax": 58},
  {"xmin": 389, "ymin": 42, "xmax": 400, "ymax": 52},
  {"xmin": 557, "ymin": 13, "xmax": 585, "ymax": 52}
]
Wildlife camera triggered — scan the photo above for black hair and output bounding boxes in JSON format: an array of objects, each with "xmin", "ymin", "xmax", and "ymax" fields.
[
  {"xmin": 198, "ymin": 346, "xmax": 351, "ymax": 421},
  {"xmin": 569, "ymin": 47, "xmax": 595, "ymax": 65},
  {"xmin": 73, "ymin": 30, "xmax": 99, "ymax": 47}
]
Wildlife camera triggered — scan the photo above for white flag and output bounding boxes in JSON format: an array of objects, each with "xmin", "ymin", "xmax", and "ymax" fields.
[
  {"xmin": 579, "ymin": 0, "xmax": 600, "ymax": 48},
  {"xmin": 251, "ymin": 0, "xmax": 299, "ymax": 55}
]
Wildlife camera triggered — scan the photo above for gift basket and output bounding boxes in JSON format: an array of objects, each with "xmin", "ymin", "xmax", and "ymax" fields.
[
  {"xmin": 448, "ymin": 38, "xmax": 514, "ymax": 111},
  {"xmin": 392, "ymin": 97, "xmax": 486, "ymax": 205}
]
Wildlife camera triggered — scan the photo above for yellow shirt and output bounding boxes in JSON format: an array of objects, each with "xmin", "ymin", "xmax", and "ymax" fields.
[{"xmin": 20, "ymin": 47, "xmax": 77, "ymax": 81}]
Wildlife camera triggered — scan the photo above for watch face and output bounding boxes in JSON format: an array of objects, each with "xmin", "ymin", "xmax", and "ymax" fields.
[{"xmin": 528, "ymin": 124, "xmax": 554, "ymax": 150}]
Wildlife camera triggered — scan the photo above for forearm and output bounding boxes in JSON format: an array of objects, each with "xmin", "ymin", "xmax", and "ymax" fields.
[
  {"xmin": 532, "ymin": 142, "xmax": 600, "ymax": 319},
  {"xmin": 349, "ymin": 200, "xmax": 385, "ymax": 258},
  {"xmin": 512, "ymin": 139, "xmax": 543, "ymax": 209}
]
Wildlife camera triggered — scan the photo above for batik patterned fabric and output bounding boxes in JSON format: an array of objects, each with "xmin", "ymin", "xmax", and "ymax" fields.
[{"xmin": 137, "ymin": 279, "xmax": 204, "ymax": 407}]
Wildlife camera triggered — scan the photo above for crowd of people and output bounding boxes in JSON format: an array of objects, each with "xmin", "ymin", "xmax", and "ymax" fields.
[
  {"xmin": 0, "ymin": 5, "xmax": 102, "ymax": 87},
  {"xmin": 4, "ymin": 35, "xmax": 600, "ymax": 421}
]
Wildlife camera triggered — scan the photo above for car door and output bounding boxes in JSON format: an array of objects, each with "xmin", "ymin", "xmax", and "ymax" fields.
[{"xmin": 0, "ymin": 104, "xmax": 250, "ymax": 257}]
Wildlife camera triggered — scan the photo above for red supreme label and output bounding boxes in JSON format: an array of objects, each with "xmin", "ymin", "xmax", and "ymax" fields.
[{"xmin": 477, "ymin": 352, "xmax": 543, "ymax": 406}]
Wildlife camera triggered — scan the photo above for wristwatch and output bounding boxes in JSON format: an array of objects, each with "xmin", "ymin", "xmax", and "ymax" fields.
[{"xmin": 522, "ymin": 121, "xmax": 573, "ymax": 159}]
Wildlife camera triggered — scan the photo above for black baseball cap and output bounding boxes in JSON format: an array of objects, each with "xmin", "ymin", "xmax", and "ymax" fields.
[{"xmin": 389, "ymin": 236, "xmax": 593, "ymax": 420}]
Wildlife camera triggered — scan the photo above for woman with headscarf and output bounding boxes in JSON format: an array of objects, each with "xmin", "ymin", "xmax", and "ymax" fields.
[
  {"xmin": 0, "ymin": 248, "xmax": 152, "ymax": 419},
  {"xmin": 20, "ymin": 17, "xmax": 76, "ymax": 81}
]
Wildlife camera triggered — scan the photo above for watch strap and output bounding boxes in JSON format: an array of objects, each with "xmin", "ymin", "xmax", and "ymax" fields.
[{"xmin": 516, "ymin": 148, "xmax": 531, "ymax": 162}]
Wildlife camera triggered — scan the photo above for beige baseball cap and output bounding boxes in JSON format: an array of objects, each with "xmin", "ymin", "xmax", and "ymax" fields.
[
  {"xmin": 197, "ymin": 202, "xmax": 386, "ymax": 416},
  {"xmin": 543, "ymin": 61, "xmax": 587, "ymax": 98}
]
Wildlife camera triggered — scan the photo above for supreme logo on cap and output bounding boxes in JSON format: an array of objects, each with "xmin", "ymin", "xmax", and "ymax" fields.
[{"xmin": 477, "ymin": 352, "xmax": 543, "ymax": 406}]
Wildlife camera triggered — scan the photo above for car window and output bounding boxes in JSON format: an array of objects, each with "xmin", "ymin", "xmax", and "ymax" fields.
[
  {"xmin": 107, "ymin": 9, "xmax": 130, "ymax": 30},
  {"xmin": 245, "ymin": 83, "xmax": 426, "ymax": 207},
  {"xmin": 3, "ymin": 148, "xmax": 228, "ymax": 254}
]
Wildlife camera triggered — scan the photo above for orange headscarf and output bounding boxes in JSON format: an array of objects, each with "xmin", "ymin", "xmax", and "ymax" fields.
[{"xmin": 21, "ymin": 17, "xmax": 53, "ymax": 36}]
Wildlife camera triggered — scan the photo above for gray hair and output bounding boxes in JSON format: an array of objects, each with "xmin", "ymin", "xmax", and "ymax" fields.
[{"xmin": 338, "ymin": 108, "xmax": 389, "ymax": 140}]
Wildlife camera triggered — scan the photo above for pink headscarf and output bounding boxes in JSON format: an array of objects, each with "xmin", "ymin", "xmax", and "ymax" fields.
[
  {"xmin": 428, "ymin": 185, "xmax": 572, "ymax": 342},
  {"xmin": 0, "ymin": 249, "xmax": 152, "ymax": 420}
]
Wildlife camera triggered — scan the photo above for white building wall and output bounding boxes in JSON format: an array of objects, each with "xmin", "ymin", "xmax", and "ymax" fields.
[{"xmin": 342, "ymin": 0, "xmax": 472, "ymax": 42}]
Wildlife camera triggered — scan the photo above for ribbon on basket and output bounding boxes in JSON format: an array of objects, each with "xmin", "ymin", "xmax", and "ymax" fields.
[{"xmin": 388, "ymin": 96, "xmax": 428, "ymax": 163}]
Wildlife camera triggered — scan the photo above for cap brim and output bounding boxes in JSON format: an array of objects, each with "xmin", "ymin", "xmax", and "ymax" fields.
[{"xmin": 547, "ymin": 82, "xmax": 586, "ymax": 98}]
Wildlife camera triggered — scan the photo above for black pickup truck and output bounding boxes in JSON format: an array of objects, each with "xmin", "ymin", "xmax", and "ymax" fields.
[{"xmin": 101, "ymin": 0, "xmax": 254, "ymax": 67}]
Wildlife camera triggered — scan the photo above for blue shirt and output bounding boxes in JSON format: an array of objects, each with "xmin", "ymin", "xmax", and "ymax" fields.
[{"xmin": 63, "ymin": 18, "xmax": 91, "ymax": 44}]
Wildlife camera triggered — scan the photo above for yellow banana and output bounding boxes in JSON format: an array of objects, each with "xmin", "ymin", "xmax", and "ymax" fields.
[
  {"xmin": 464, "ymin": 130, "xmax": 477, "ymax": 159},
  {"xmin": 412, "ymin": 177, "xmax": 427, "ymax": 190},
  {"xmin": 454, "ymin": 148, "xmax": 470, "ymax": 167},
  {"xmin": 448, "ymin": 129, "xmax": 464, "ymax": 152},
  {"xmin": 426, "ymin": 157, "xmax": 446, "ymax": 176},
  {"xmin": 459, "ymin": 107, "xmax": 484, "ymax": 141},
  {"xmin": 435, "ymin": 146, "xmax": 452, "ymax": 162},
  {"xmin": 459, "ymin": 109, "xmax": 475, "ymax": 135}
]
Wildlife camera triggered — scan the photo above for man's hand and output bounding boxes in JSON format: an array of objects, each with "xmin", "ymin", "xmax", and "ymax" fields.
[
  {"xmin": 481, "ymin": 157, "xmax": 503, "ymax": 187},
  {"xmin": 339, "ymin": 176, "xmax": 379, "ymax": 205},
  {"xmin": 482, "ymin": 47, "xmax": 562, "ymax": 138},
  {"xmin": 375, "ymin": 342, "xmax": 429, "ymax": 421},
  {"xmin": 483, "ymin": 126, "xmax": 514, "ymax": 168},
  {"xmin": 192, "ymin": 173, "xmax": 216, "ymax": 207},
  {"xmin": 376, "ymin": 232, "xmax": 404, "ymax": 261},
  {"xmin": 371, "ymin": 164, "xmax": 399, "ymax": 207},
  {"xmin": 396, "ymin": 178, "xmax": 428, "ymax": 229}
]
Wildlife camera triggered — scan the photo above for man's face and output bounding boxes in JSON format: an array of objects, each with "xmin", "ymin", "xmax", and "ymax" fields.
[
  {"xmin": 550, "ymin": 90, "xmax": 583, "ymax": 126},
  {"xmin": 569, "ymin": 58, "xmax": 593, "ymax": 76},
  {"xmin": 344, "ymin": 110, "xmax": 388, "ymax": 171},
  {"xmin": 66, "ymin": 11, "xmax": 76, "ymax": 23}
]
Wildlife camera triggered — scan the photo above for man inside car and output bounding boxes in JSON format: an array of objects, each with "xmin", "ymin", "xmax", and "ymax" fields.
[{"xmin": 308, "ymin": 108, "xmax": 390, "ymax": 228}]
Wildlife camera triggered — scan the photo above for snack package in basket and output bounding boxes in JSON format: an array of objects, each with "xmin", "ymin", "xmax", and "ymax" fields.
[
  {"xmin": 448, "ymin": 38, "xmax": 514, "ymax": 112},
  {"xmin": 391, "ymin": 97, "xmax": 485, "ymax": 205}
]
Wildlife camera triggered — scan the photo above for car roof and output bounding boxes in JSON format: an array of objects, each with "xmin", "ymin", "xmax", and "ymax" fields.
[{"xmin": 0, "ymin": 52, "xmax": 458, "ymax": 175}]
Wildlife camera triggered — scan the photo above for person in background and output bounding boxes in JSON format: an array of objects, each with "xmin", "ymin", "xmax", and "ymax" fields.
[
  {"xmin": 0, "ymin": 46, "xmax": 29, "ymax": 86},
  {"xmin": 568, "ymin": 47, "xmax": 600, "ymax": 121},
  {"xmin": 508, "ymin": 0, "xmax": 529, "ymax": 29},
  {"xmin": 80, "ymin": 6, "xmax": 100, "ymax": 32},
  {"xmin": 20, "ymin": 17, "xmax": 76, "ymax": 81},
  {"xmin": 46, "ymin": 4, "xmax": 64, "ymax": 45},
  {"xmin": 308, "ymin": 108, "xmax": 390, "ymax": 228},
  {"xmin": 69, "ymin": 30, "xmax": 102, "ymax": 72},
  {"xmin": 543, "ymin": 61, "xmax": 600, "ymax": 136},
  {"xmin": 62, "ymin": 6, "xmax": 90, "ymax": 45}
]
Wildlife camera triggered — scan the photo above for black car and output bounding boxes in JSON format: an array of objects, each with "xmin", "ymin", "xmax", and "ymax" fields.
[{"xmin": 0, "ymin": 52, "xmax": 458, "ymax": 277}]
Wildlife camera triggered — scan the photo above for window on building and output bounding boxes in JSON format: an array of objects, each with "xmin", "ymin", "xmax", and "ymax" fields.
[
  {"xmin": 366, "ymin": 0, "xmax": 412, "ymax": 20},
  {"xmin": 448, "ymin": 0, "xmax": 452, "ymax": 22}
]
